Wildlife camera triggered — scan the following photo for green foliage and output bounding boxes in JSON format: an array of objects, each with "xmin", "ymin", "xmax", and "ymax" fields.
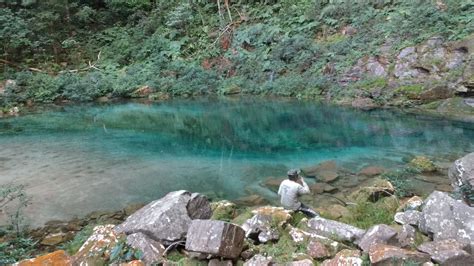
[
  {"xmin": 340, "ymin": 198, "xmax": 398, "ymax": 229},
  {"xmin": 382, "ymin": 167, "xmax": 420, "ymax": 197},
  {"xmin": 0, "ymin": 184, "xmax": 34, "ymax": 265},
  {"xmin": 108, "ymin": 237, "xmax": 143, "ymax": 264},
  {"xmin": 60, "ymin": 224, "xmax": 95, "ymax": 255}
]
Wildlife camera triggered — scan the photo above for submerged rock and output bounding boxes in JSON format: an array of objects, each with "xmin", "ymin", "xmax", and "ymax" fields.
[
  {"xmin": 115, "ymin": 190, "xmax": 211, "ymax": 244},
  {"xmin": 419, "ymin": 191, "xmax": 474, "ymax": 252},
  {"xmin": 185, "ymin": 219, "xmax": 245, "ymax": 259},
  {"xmin": 369, "ymin": 244, "xmax": 430, "ymax": 265},
  {"xmin": 359, "ymin": 166, "xmax": 386, "ymax": 177},
  {"xmin": 410, "ymin": 156, "xmax": 437, "ymax": 172},
  {"xmin": 307, "ymin": 217, "xmax": 366, "ymax": 243},
  {"xmin": 358, "ymin": 224, "xmax": 398, "ymax": 252}
]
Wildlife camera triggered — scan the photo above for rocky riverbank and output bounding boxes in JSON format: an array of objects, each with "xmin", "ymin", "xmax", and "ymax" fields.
[{"xmin": 8, "ymin": 153, "xmax": 473, "ymax": 265}]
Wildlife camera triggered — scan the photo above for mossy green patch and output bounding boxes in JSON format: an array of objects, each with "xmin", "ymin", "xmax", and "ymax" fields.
[
  {"xmin": 340, "ymin": 198, "xmax": 399, "ymax": 230},
  {"xmin": 395, "ymin": 84, "xmax": 425, "ymax": 99}
]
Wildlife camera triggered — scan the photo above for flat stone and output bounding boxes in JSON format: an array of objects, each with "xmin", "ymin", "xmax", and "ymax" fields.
[
  {"xmin": 115, "ymin": 190, "xmax": 211, "ymax": 244},
  {"xmin": 394, "ymin": 210, "xmax": 422, "ymax": 226},
  {"xmin": 262, "ymin": 178, "xmax": 285, "ymax": 192},
  {"xmin": 243, "ymin": 254, "xmax": 272, "ymax": 266},
  {"xmin": 417, "ymin": 238, "xmax": 474, "ymax": 265},
  {"xmin": 234, "ymin": 194, "xmax": 268, "ymax": 206},
  {"xmin": 321, "ymin": 249, "xmax": 362, "ymax": 266},
  {"xmin": 307, "ymin": 217, "xmax": 366, "ymax": 243},
  {"xmin": 419, "ymin": 191, "xmax": 474, "ymax": 252},
  {"xmin": 17, "ymin": 250, "xmax": 72, "ymax": 266},
  {"xmin": 126, "ymin": 232, "xmax": 165, "ymax": 264},
  {"xmin": 369, "ymin": 244, "xmax": 430, "ymax": 265},
  {"xmin": 307, "ymin": 239, "xmax": 330, "ymax": 259},
  {"xmin": 185, "ymin": 219, "xmax": 245, "ymax": 259},
  {"xmin": 358, "ymin": 224, "xmax": 398, "ymax": 252}
]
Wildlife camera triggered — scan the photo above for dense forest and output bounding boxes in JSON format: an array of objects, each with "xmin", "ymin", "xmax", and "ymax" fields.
[{"xmin": 0, "ymin": 0, "xmax": 473, "ymax": 107}]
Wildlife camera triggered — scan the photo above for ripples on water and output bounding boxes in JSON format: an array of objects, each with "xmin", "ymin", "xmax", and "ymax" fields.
[{"xmin": 0, "ymin": 98, "xmax": 473, "ymax": 226}]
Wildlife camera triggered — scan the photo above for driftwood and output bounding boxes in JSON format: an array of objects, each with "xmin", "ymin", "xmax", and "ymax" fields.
[{"xmin": 0, "ymin": 59, "xmax": 45, "ymax": 73}]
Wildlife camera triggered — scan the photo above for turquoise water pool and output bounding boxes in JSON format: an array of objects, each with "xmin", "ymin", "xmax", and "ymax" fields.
[{"xmin": 1, "ymin": 98, "xmax": 473, "ymax": 226}]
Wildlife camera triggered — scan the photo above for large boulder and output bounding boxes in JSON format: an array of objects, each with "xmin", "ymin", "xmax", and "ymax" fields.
[
  {"xmin": 73, "ymin": 224, "xmax": 120, "ymax": 265},
  {"xmin": 126, "ymin": 232, "xmax": 165, "ymax": 264},
  {"xmin": 185, "ymin": 219, "xmax": 245, "ymax": 259},
  {"xmin": 448, "ymin": 152, "xmax": 474, "ymax": 206},
  {"xmin": 115, "ymin": 191, "xmax": 212, "ymax": 244},
  {"xmin": 357, "ymin": 224, "xmax": 398, "ymax": 252},
  {"xmin": 418, "ymin": 239, "xmax": 474, "ymax": 265},
  {"xmin": 241, "ymin": 206, "xmax": 292, "ymax": 243},
  {"xmin": 369, "ymin": 244, "xmax": 430, "ymax": 265},
  {"xmin": 419, "ymin": 191, "xmax": 474, "ymax": 252},
  {"xmin": 417, "ymin": 239, "xmax": 474, "ymax": 265},
  {"xmin": 321, "ymin": 249, "xmax": 363, "ymax": 266},
  {"xmin": 16, "ymin": 250, "xmax": 72, "ymax": 266},
  {"xmin": 307, "ymin": 217, "xmax": 366, "ymax": 243}
]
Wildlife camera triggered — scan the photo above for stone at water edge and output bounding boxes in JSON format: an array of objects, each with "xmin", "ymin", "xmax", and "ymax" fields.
[
  {"xmin": 234, "ymin": 194, "xmax": 269, "ymax": 206},
  {"xmin": 357, "ymin": 224, "xmax": 398, "ymax": 252},
  {"xmin": 394, "ymin": 210, "xmax": 422, "ymax": 226},
  {"xmin": 369, "ymin": 244, "xmax": 430, "ymax": 265},
  {"xmin": 185, "ymin": 219, "xmax": 245, "ymax": 259},
  {"xmin": 307, "ymin": 216, "xmax": 366, "ymax": 243},
  {"xmin": 16, "ymin": 250, "xmax": 72, "ymax": 266},
  {"xmin": 126, "ymin": 232, "xmax": 165, "ymax": 264},
  {"xmin": 321, "ymin": 249, "xmax": 363, "ymax": 266},
  {"xmin": 448, "ymin": 152, "xmax": 474, "ymax": 206},
  {"xmin": 419, "ymin": 191, "xmax": 474, "ymax": 252},
  {"xmin": 410, "ymin": 156, "xmax": 437, "ymax": 172},
  {"xmin": 114, "ymin": 190, "xmax": 211, "ymax": 244},
  {"xmin": 417, "ymin": 238, "xmax": 474, "ymax": 265},
  {"xmin": 349, "ymin": 177, "xmax": 395, "ymax": 202}
]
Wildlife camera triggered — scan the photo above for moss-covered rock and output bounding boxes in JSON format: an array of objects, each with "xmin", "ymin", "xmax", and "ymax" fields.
[
  {"xmin": 410, "ymin": 156, "xmax": 436, "ymax": 172},
  {"xmin": 211, "ymin": 200, "xmax": 237, "ymax": 222}
]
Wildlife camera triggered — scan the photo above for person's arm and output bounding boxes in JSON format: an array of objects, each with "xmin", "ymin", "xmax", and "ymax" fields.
[
  {"xmin": 297, "ymin": 177, "xmax": 310, "ymax": 195},
  {"xmin": 278, "ymin": 183, "xmax": 283, "ymax": 196}
]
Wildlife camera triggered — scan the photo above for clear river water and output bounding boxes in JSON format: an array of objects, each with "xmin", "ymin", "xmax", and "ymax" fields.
[{"xmin": 0, "ymin": 98, "xmax": 473, "ymax": 226}]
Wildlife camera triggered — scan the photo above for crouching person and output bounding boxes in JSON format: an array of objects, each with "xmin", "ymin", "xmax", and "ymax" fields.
[{"xmin": 278, "ymin": 169, "xmax": 319, "ymax": 218}]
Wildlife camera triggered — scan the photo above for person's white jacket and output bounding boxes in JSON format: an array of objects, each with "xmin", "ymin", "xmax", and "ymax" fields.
[{"xmin": 277, "ymin": 178, "xmax": 310, "ymax": 210}]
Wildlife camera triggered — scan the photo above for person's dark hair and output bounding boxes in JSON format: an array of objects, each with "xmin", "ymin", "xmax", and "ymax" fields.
[{"xmin": 287, "ymin": 169, "xmax": 300, "ymax": 181}]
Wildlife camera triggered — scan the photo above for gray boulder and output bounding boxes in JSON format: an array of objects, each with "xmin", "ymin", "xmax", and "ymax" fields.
[
  {"xmin": 394, "ymin": 210, "xmax": 422, "ymax": 226},
  {"xmin": 358, "ymin": 224, "xmax": 398, "ymax": 252},
  {"xmin": 417, "ymin": 239, "xmax": 474, "ymax": 265},
  {"xmin": 396, "ymin": 224, "xmax": 417, "ymax": 248},
  {"xmin": 126, "ymin": 232, "xmax": 165, "ymax": 264},
  {"xmin": 369, "ymin": 244, "xmax": 430, "ymax": 265},
  {"xmin": 419, "ymin": 191, "xmax": 474, "ymax": 252},
  {"xmin": 115, "ymin": 190, "xmax": 212, "ymax": 244},
  {"xmin": 307, "ymin": 217, "xmax": 366, "ymax": 243},
  {"xmin": 241, "ymin": 213, "xmax": 280, "ymax": 243},
  {"xmin": 185, "ymin": 219, "xmax": 245, "ymax": 259},
  {"xmin": 448, "ymin": 153, "xmax": 474, "ymax": 206}
]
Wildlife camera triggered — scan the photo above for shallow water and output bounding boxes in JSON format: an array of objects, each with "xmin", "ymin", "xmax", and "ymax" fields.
[{"xmin": 0, "ymin": 98, "xmax": 473, "ymax": 226}]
